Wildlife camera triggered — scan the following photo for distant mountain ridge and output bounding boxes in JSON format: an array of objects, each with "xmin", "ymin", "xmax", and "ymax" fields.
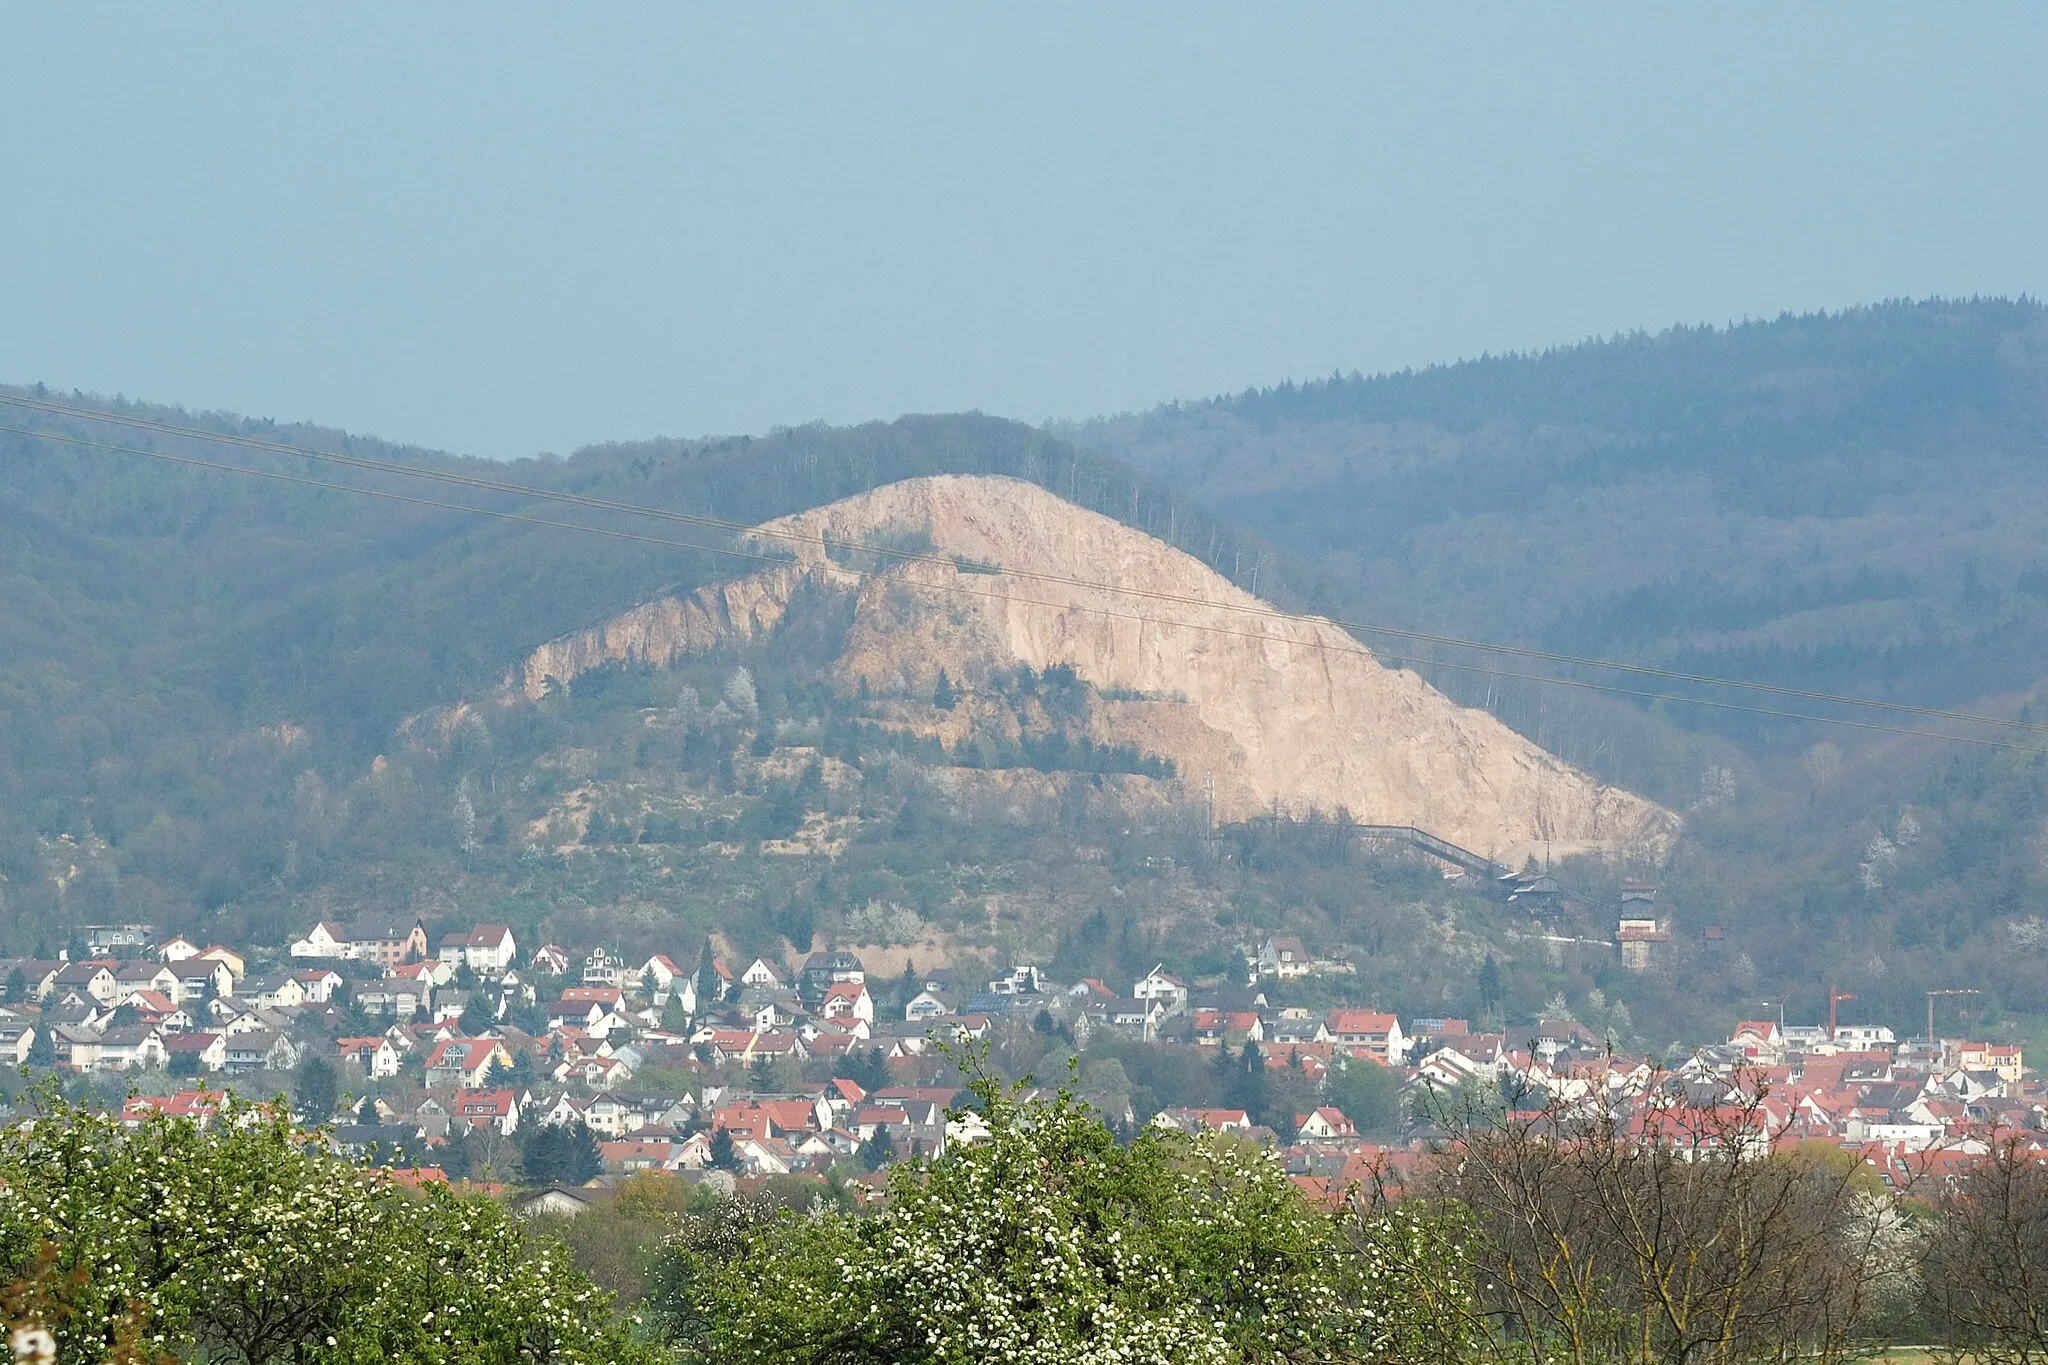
[{"xmin": 1071, "ymin": 298, "xmax": 2048, "ymax": 735}]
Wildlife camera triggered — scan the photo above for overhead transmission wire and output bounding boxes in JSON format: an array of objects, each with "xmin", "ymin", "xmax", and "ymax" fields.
[{"xmin": 5, "ymin": 401, "xmax": 2047, "ymax": 760}]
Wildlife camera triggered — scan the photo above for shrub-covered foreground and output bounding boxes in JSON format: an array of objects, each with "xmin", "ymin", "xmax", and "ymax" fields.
[
  {"xmin": 0, "ymin": 1085, "xmax": 656, "ymax": 1364},
  {"xmin": 650, "ymin": 1071, "xmax": 1474, "ymax": 1364},
  {"xmin": 18, "ymin": 1066, "xmax": 2048, "ymax": 1364}
]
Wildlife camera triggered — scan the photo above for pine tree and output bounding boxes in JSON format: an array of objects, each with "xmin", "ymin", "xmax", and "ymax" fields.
[
  {"xmin": 709, "ymin": 1127, "xmax": 739, "ymax": 1172},
  {"xmin": 695, "ymin": 941, "xmax": 723, "ymax": 1008}
]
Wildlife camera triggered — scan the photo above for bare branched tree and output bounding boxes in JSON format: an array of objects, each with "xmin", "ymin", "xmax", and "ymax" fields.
[
  {"xmin": 1418, "ymin": 1067, "xmax": 1884, "ymax": 1364},
  {"xmin": 1923, "ymin": 1133, "xmax": 2048, "ymax": 1364}
]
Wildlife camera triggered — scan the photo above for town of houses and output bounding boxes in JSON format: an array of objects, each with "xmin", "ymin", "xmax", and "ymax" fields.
[{"xmin": 1, "ymin": 917, "xmax": 2041, "ymax": 1201}]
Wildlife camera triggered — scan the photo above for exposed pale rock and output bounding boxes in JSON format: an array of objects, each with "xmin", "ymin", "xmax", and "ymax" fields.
[{"xmin": 516, "ymin": 474, "xmax": 1679, "ymax": 861}]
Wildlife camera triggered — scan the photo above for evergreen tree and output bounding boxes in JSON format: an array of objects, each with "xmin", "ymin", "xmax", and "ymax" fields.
[
  {"xmin": 709, "ymin": 1126, "xmax": 740, "ymax": 1172},
  {"xmin": 695, "ymin": 941, "xmax": 723, "ymax": 1008},
  {"xmin": 293, "ymin": 1056, "xmax": 340, "ymax": 1123},
  {"xmin": 1478, "ymin": 954, "xmax": 1503, "ymax": 1015},
  {"xmin": 459, "ymin": 992, "xmax": 495, "ymax": 1036},
  {"xmin": 932, "ymin": 670, "xmax": 958, "ymax": 710},
  {"xmin": 833, "ymin": 1047, "xmax": 889, "ymax": 1094},
  {"xmin": 856, "ymin": 1125, "xmax": 896, "ymax": 1171},
  {"xmin": 519, "ymin": 1120, "xmax": 602, "ymax": 1187}
]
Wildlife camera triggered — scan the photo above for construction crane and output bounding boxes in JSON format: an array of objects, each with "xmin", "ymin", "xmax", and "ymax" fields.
[
  {"xmin": 1926, "ymin": 988, "xmax": 1982, "ymax": 1045},
  {"xmin": 1828, "ymin": 986, "xmax": 1855, "ymax": 1040}
]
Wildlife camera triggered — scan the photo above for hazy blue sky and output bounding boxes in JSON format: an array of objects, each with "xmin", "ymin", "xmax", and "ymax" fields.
[{"xmin": 3, "ymin": 7, "xmax": 2044, "ymax": 458}]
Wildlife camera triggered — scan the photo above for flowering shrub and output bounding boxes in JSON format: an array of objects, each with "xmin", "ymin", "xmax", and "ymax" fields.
[
  {"xmin": 0, "ymin": 1084, "xmax": 654, "ymax": 1364},
  {"xmin": 657, "ymin": 1061, "xmax": 1479, "ymax": 1363}
]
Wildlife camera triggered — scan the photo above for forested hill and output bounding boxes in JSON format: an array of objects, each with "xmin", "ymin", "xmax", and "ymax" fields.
[
  {"xmin": 1070, "ymin": 298, "xmax": 2048, "ymax": 726},
  {"xmin": 0, "ymin": 401, "xmax": 1285, "ymax": 941},
  {"xmin": 8, "ymin": 300, "xmax": 2048, "ymax": 1049}
]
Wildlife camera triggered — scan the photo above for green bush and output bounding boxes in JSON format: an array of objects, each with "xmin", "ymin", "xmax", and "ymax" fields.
[
  {"xmin": 0, "ymin": 1084, "xmax": 654, "ymax": 1364},
  {"xmin": 653, "ymin": 1055, "xmax": 1479, "ymax": 1363}
]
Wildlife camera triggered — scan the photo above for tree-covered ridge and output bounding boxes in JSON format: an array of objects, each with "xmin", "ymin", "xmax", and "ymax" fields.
[{"xmin": 1076, "ymin": 297, "xmax": 2048, "ymax": 715}]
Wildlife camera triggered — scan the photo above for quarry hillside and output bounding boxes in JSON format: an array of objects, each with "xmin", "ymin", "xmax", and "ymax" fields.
[
  {"xmin": 519, "ymin": 475, "xmax": 1678, "ymax": 866},
  {"xmin": 7, "ymin": 304, "xmax": 2048, "ymax": 1045}
]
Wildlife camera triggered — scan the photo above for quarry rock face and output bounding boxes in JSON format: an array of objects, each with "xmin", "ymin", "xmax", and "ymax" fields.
[{"xmin": 517, "ymin": 474, "xmax": 1679, "ymax": 863}]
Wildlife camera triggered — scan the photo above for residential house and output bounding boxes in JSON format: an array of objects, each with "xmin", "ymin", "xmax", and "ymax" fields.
[
  {"xmin": 0, "ymin": 1013, "xmax": 34, "ymax": 1065},
  {"xmin": 1133, "ymin": 966, "xmax": 1189, "ymax": 1015},
  {"xmin": 335, "ymin": 1036, "xmax": 401, "ymax": 1079},
  {"xmin": 531, "ymin": 944, "xmax": 571, "ymax": 976},
  {"xmin": 163, "ymin": 1031, "xmax": 228, "ymax": 1073},
  {"xmin": 176, "ymin": 959, "xmax": 236, "ymax": 1002},
  {"xmin": 196, "ymin": 945, "xmax": 247, "ymax": 979},
  {"xmin": 451, "ymin": 1087, "xmax": 521, "ymax": 1136},
  {"xmin": 157, "ymin": 935, "xmax": 202, "ymax": 963},
  {"xmin": 601, "ymin": 1137, "xmax": 682, "ymax": 1174},
  {"xmin": 987, "ymin": 965, "xmax": 1042, "ymax": 996},
  {"xmin": 641, "ymin": 955, "xmax": 696, "ymax": 1012},
  {"xmin": 291, "ymin": 918, "xmax": 427, "ymax": 965},
  {"xmin": 1325, "ymin": 1009, "xmax": 1408, "ymax": 1064},
  {"xmin": 740, "ymin": 957, "xmax": 788, "ymax": 990},
  {"xmin": 1617, "ymin": 918, "xmax": 1672, "ymax": 973},
  {"xmin": 91, "ymin": 1025, "xmax": 167, "ymax": 1073},
  {"xmin": 1960, "ymin": 1043, "xmax": 2026, "ymax": 1084},
  {"xmin": 295, "ymin": 968, "xmax": 346, "ymax": 1004},
  {"xmin": 124, "ymin": 990, "xmax": 190, "ymax": 1031},
  {"xmin": 905, "ymin": 989, "xmax": 949, "ymax": 1022},
  {"xmin": 802, "ymin": 950, "xmax": 866, "ymax": 992},
  {"xmin": 1256, "ymin": 936, "xmax": 1312, "ymax": 981},
  {"xmin": 112, "ymin": 962, "xmax": 182, "ymax": 1003},
  {"xmin": 581, "ymin": 947, "xmax": 624, "ymax": 986},
  {"xmin": 434, "ymin": 933, "xmax": 471, "ymax": 969},
  {"xmin": 1151, "ymin": 1107, "xmax": 1253, "ymax": 1134},
  {"xmin": 1294, "ymin": 1107, "xmax": 1359, "ymax": 1142},
  {"xmin": 291, "ymin": 921, "xmax": 349, "ymax": 959},
  {"xmin": 52, "ymin": 960, "xmax": 120, "ymax": 1006},
  {"xmin": 819, "ymin": 981, "xmax": 875, "ymax": 1024},
  {"xmin": 1192, "ymin": 1009, "xmax": 1263, "ymax": 1048},
  {"xmin": 241, "ymin": 974, "xmax": 307, "ymax": 1010},
  {"xmin": 462, "ymin": 925, "xmax": 518, "ymax": 975},
  {"xmin": 424, "ymin": 1038, "xmax": 513, "ymax": 1088},
  {"xmin": 123, "ymin": 1091, "xmax": 220, "ymax": 1128},
  {"xmin": 222, "ymin": 1030, "xmax": 299, "ymax": 1074},
  {"xmin": 1730, "ymin": 1020, "xmax": 1786, "ymax": 1064}
]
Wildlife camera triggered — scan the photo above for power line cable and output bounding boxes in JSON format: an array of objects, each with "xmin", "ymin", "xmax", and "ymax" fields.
[
  {"xmin": 6, "ymin": 401, "xmax": 2046, "ymax": 757},
  {"xmin": 7, "ymin": 391, "xmax": 2041, "ymax": 736}
]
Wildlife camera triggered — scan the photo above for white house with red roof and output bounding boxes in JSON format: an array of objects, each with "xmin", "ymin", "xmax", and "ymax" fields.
[
  {"xmin": 336, "ymin": 1036, "xmax": 400, "ymax": 1078},
  {"xmin": 1151, "ymin": 1107, "xmax": 1253, "ymax": 1134},
  {"xmin": 423, "ymin": 1037, "xmax": 511, "ymax": 1088},
  {"xmin": 1730, "ymin": 1020, "xmax": 1786, "ymax": 1063},
  {"xmin": 295, "ymin": 967, "xmax": 346, "ymax": 1003},
  {"xmin": 451, "ymin": 1087, "xmax": 521, "ymax": 1136},
  {"xmin": 1294, "ymin": 1107, "xmax": 1359, "ymax": 1142},
  {"xmin": 819, "ymin": 981, "xmax": 875, "ymax": 1024},
  {"xmin": 641, "ymin": 954, "xmax": 696, "ymax": 1011},
  {"xmin": 157, "ymin": 935, "xmax": 202, "ymax": 963},
  {"xmin": 1325, "ymin": 1009, "xmax": 1408, "ymax": 1063}
]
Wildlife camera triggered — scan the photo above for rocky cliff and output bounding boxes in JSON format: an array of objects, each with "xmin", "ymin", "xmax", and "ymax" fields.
[{"xmin": 515, "ymin": 474, "xmax": 1679, "ymax": 862}]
